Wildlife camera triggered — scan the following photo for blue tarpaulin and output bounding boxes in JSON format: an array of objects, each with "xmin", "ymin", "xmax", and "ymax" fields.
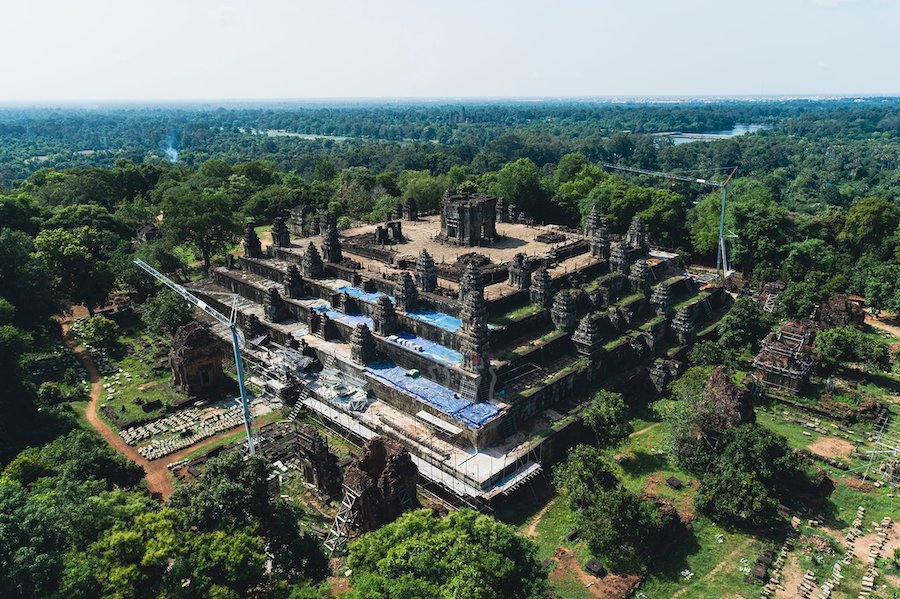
[
  {"xmin": 335, "ymin": 285, "xmax": 392, "ymax": 305},
  {"xmin": 365, "ymin": 360, "xmax": 501, "ymax": 428},
  {"xmin": 407, "ymin": 307, "xmax": 461, "ymax": 333},
  {"xmin": 312, "ymin": 304, "xmax": 373, "ymax": 328},
  {"xmin": 385, "ymin": 332, "xmax": 462, "ymax": 366}
]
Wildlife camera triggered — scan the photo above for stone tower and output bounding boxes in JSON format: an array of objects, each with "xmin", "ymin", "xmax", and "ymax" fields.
[
  {"xmin": 609, "ymin": 242, "xmax": 628, "ymax": 273},
  {"xmin": 629, "ymin": 258, "xmax": 652, "ymax": 294},
  {"xmin": 243, "ymin": 224, "xmax": 263, "ymax": 259},
  {"xmin": 572, "ymin": 312, "xmax": 604, "ymax": 356},
  {"xmin": 458, "ymin": 261, "xmax": 483, "ymax": 301},
  {"xmin": 551, "ymin": 290, "xmax": 578, "ymax": 331},
  {"xmin": 283, "ymin": 265, "xmax": 304, "ymax": 299},
  {"xmin": 414, "ymin": 249, "xmax": 437, "ymax": 292},
  {"xmin": 263, "ymin": 287, "xmax": 286, "ymax": 322},
  {"xmin": 584, "ymin": 205, "xmax": 600, "ymax": 238},
  {"xmin": 321, "ymin": 212, "xmax": 342, "ymax": 264},
  {"xmin": 272, "ymin": 216, "xmax": 291, "ymax": 248},
  {"xmin": 300, "ymin": 243, "xmax": 324, "ymax": 279},
  {"xmin": 672, "ymin": 307, "xmax": 695, "ymax": 345},
  {"xmin": 650, "ymin": 282, "xmax": 672, "ymax": 317},
  {"xmin": 372, "ymin": 295, "xmax": 397, "ymax": 336},
  {"xmin": 394, "ymin": 272, "xmax": 418, "ymax": 313},
  {"xmin": 459, "ymin": 280, "xmax": 490, "ymax": 377},
  {"xmin": 626, "ymin": 215, "xmax": 648, "ymax": 251},
  {"xmin": 403, "ymin": 197, "xmax": 418, "ymax": 221},
  {"xmin": 507, "ymin": 253, "xmax": 532, "ymax": 290},
  {"xmin": 350, "ymin": 323, "xmax": 377, "ymax": 365},
  {"xmin": 590, "ymin": 217, "xmax": 610, "ymax": 260},
  {"xmin": 530, "ymin": 267, "xmax": 553, "ymax": 310}
]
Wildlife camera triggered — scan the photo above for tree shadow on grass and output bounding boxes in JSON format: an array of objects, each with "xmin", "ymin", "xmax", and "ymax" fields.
[
  {"xmin": 623, "ymin": 451, "xmax": 670, "ymax": 477},
  {"xmin": 642, "ymin": 526, "xmax": 701, "ymax": 584}
]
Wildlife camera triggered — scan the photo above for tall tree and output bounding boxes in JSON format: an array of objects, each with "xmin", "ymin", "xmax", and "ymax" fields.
[{"xmin": 161, "ymin": 187, "xmax": 241, "ymax": 269}]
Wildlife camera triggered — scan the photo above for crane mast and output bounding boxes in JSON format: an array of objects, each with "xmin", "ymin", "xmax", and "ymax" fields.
[
  {"xmin": 134, "ymin": 259, "xmax": 256, "ymax": 455},
  {"xmin": 600, "ymin": 163, "xmax": 737, "ymax": 280}
]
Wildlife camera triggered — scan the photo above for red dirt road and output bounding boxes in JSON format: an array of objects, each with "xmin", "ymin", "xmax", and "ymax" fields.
[{"xmin": 61, "ymin": 314, "xmax": 243, "ymax": 501}]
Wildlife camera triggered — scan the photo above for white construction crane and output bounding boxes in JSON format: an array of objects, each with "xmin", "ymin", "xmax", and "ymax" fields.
[
  {"xmin": 134, "ymin": 259, "xmax": 256, "ymax": 455},
  {"xmin": 600, "ymin": 163, "xmax": 738, "ymax": 279}
]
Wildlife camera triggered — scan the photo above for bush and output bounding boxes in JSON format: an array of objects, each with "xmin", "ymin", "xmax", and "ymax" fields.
[{"xmin": 79, "ymin": 315, "xmax": 120, "ymax": 352}]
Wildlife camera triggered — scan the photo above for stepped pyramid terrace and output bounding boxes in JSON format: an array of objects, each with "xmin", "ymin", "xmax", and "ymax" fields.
[{"xmin": 188, "ymin": 199, "xmax": 731, "ymax": 505}]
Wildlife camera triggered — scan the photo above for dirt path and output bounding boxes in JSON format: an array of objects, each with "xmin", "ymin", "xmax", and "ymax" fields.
[
  {"xmin": 629, "ymin": 422, "xmax": 661, "ymax": 438},
  {"xmin": 524, "ymin": 496, "xmax": 557, "ymax": 537},
  {"xmin": 865, "ymin": 314, "xmax": 900, "ymax": 339},
  {"xmin": 551, "ymin": 546, "xmax": 641, "ymax": 598},
  {"xmin": 61, "ymin": 314, "xmax": 244, "ymax": 501}
]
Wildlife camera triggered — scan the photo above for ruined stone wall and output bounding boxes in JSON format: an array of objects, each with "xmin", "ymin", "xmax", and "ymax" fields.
[
  {"xmin": 240, "ymin": 257, "xmax": 286, "ymax": 283},
  {"xmin": 209, "ymin": 269, "xmax": 268, "ymax": 305},
  {"xmin": 342, "ymin": 242, "xmax": 397, "ymax": 265}
]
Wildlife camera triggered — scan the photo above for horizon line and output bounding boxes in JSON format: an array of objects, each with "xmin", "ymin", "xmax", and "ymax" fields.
[{"xmin": 2, "ymin": 93, "xmax": 900, "ymax": 108}]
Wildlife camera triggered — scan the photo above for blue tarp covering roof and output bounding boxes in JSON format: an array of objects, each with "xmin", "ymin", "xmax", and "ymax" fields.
[
  {"xmin": 312, "ymin": 304, "xmax": 373, "ymax": 328},
  {"xmin": 407, "ymin": 307, "xmax": 462, "ymax": 333},
  {"xmin": 385, "ymin": 332, "xmax": 462, "ymax": 366},
  {"xmin": 365, "ymin": 360, "xmax": 501, "ymax": 428},
  {"xmin": 336, "ymin": 284, "xmax": 392, "ymax": 305}
]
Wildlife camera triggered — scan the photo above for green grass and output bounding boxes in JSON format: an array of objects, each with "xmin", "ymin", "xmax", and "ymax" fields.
[
  {"xmin": 489, "ymin": 303, "xmax": 541, "ymax": 327},
  {"xmin": 512, "ymin": 368, "xmax": 900, "ymax": 599},
  {"xmin": 674, "ymin": 289, "xmax": 712, "ymax": 311},
  {"xmin": 180, "ymin": 410, "xmax": 284, "ymax": 461},
  {"xmin": 95, "ymin": 326, "xmax": 186, "ymax": 430}
]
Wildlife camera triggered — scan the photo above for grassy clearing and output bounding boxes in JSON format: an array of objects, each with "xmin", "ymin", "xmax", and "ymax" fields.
[
  {"xmin": 94, "ymin": 321, "xmax": 186, "ymax": 430},
  {"xmin": 513, "ymin": 358, "xmax": 900, "ymax": 599},
  {"xmin": 489, "ymin": 303, "xmax": 541, "ymax": 327}
]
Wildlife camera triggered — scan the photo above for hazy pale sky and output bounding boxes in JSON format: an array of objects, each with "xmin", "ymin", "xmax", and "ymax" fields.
[{"xmin": 0, "ymin": 0, "xmax": 897, "ymax": 101}]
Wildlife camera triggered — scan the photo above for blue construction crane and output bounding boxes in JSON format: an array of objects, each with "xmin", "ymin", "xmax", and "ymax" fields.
[
  {"xmin": 600, "ymin": 163, "xmax": 738, "ymax": 279},
  {"xmin": 134, "ymin": 258, "xmax": 256, "ymax": 455}
]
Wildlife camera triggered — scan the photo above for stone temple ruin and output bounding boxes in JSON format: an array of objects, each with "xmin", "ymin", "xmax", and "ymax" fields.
[
  {"xmin": 169, "ymin": 322, "xmax": 225, "ymax": 401},
  {"xmin": 437, "ymin": 192, "xmax": 499, "ymax": 246},
  {"xmin": 752, "ymin": 321, "xmax": 817, "ymax": 395},
  {"xmin": 185, "ymin": 197, "xmax": 731, "ymax": 509}
]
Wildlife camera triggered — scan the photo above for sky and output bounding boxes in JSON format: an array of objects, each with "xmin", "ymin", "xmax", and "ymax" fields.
[{"xmin": 0, "ymin": 0, "xmax": 898, "ymax": 102}]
